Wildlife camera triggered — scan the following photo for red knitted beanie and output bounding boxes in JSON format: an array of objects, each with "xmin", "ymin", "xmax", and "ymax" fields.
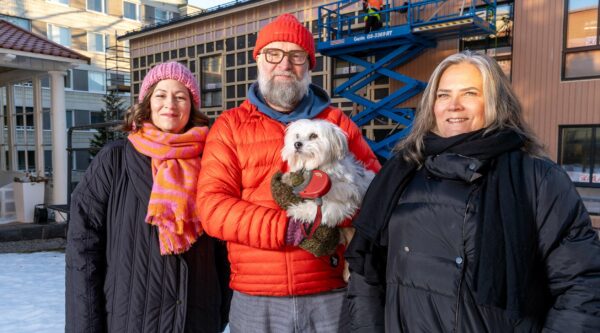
[{"xmin": 253, "ymin": 13, "xmax": 316, "ymax": 69}]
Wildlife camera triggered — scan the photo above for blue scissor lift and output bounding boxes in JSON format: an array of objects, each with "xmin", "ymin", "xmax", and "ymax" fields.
[{"xmin": 317, "ymin": 0, "xmax": 497, "ymax": 159}]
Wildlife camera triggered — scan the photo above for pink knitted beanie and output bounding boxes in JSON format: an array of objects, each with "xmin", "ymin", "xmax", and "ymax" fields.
[{"xmin": 139, "ymin": 62, "xmax": 200, "ymax": 108}]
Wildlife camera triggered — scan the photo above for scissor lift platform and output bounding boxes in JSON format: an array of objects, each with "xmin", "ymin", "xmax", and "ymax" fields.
[{"xmin": 317, "ymin": 0, "xmax": 497, "ymax": 158}]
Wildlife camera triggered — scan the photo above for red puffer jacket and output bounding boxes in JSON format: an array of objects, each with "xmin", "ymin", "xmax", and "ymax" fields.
[{"xmin": 197, "ymin": 100, "xmax": 380, "ymax": 296}]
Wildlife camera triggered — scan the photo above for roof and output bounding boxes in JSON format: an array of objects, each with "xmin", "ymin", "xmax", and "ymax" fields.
[
  {"xmin": 0, "ymin": 19, "xmax": 89, "ymax": 62},
  {"xmin": 119, "ymin": 0, "xmax": 265, "ymax": 40}
]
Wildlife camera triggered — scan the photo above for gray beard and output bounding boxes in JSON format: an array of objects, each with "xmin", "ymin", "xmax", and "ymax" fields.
[{"xmin": 258, "ymin": 69, "xmax": 311, "ymax": 111}]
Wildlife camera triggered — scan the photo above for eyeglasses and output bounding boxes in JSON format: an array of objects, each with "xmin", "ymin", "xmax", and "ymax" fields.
[{"xmin": 261, "ymin": 48, "xmax": 308, "ymax": 65}]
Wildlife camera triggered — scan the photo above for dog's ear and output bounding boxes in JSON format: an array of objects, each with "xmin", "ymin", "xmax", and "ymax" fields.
[
  {"xmin": 326, "ymin": 123, "xmax": 348, "ymax": 161},
  {"xmin": 282, "ymin": 126, "xmax": 301, "ymax": 171}
]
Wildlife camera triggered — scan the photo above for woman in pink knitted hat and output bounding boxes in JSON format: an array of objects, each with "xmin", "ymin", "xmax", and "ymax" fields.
[{"xmin": 66, "ymin": 61, "xmax": 231, "ymax": 333}]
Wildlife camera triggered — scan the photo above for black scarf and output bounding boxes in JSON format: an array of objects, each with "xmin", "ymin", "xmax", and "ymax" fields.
[{"xmin": 350, "ymin": 128, "xmax": 538, "ymax": 319}]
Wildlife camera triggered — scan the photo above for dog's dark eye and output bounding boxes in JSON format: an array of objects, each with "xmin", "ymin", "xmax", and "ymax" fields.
[{"xmin": 309, "ymin": 133, "xmax": 318, "ymax": 140}]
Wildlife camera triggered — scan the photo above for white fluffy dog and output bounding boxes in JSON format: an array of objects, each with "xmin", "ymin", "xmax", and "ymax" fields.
[{"xmin": 281, "ymin": 119, "xmax": 375, "ymax": 228}]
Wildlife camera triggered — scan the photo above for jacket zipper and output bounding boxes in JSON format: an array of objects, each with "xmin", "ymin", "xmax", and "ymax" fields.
[{"xmin": 454, "ymin": 187, "xmax": 476, "ymax": 332}]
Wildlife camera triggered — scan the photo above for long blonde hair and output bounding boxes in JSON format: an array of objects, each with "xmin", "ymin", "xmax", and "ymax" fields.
[{"xmin": 395, "ymin": 51, "xmax": 545, "ymax": 164}]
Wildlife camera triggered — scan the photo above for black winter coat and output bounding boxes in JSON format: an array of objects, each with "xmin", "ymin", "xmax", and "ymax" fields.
[
  {"xmin": 66, "ymin": 140, "xmax": 232, "ymax": 333},
  {"xmin": 346, "ymin": 151, "xmax": 600, "ymax": 332}
]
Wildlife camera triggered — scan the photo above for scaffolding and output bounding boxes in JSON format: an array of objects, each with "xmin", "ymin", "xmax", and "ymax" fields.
[
  {"xmin": 318, "ymin": 0, "xmax": 497, "ymax": 158},
  {"xmin": 105, "ymin": 32, "xmax": 131, "ymax": 95}
]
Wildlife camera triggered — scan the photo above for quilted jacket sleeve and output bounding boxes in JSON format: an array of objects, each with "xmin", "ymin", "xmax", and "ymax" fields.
[
  {"xmin": 65, "ymin": 142, "xmax": 122, "ymax": 333},
  {"xmin": 536, "ymin": 164, "xmax": 600, "ymax": 332},
  {"xmin": 197, "ymin": 112, "xmax": 288, "ymax": 249}
]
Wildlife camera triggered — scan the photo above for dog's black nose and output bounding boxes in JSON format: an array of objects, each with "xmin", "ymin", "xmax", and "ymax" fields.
[{"xmin": 294, "ymin": 141, "xmax": 303, "ymax": 149}]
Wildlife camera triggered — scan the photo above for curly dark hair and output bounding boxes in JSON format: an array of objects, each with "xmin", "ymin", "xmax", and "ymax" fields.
[{"xmin": 120, "ymin": 83, "xmax": 209, "ymax": 133}]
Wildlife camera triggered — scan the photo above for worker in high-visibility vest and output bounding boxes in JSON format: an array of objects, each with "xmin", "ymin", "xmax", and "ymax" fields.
[{"xmin": 363, "ymin": 0, "xmax": 383, "ymax": 33}]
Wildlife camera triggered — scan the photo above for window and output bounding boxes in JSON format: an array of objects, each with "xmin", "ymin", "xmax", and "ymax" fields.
[
  {"xmin": 559, "ymin": 125, "xmax": 600, "ymax": 186},
  {"xmin": 461, "ymin": 2, "xmax": 514, "ymax": 79},
  {"xmin": 73, "ymin": 69, "xmax": 88, "ymax": 91},
  {"xmin": 41, "ymin": 76, "xmax": 50, "ymax": 88},
  {"xmin": 226, "ymin": 38, "xmax": 235, "ymax": 50},
  {"xmin": 88, "ymin": 32, "xmax": 107, "ymax": 53},
  {"xmin": 314, "ymin": 56, "xmax": 324, "ymax": 72},
  {"xmin": 123, "ymin": 1, "xmax": 139, "ymax": 21},
  {"xmin": 42, "ymin": 108, "xmax": 51, "ymax": 130},
  {"xmin": 237, "ymin": 36, "xmax": 246, "ymax": 49},
  {"xmin": 44, "ymin": 150, "xmax": 52, "ymax": 172},
  {"xmin": 236, "ymin": 52, "xmax": 246, "ymax": 65},
  {"xmin": 15, "ymin": 107, "xmax": 34, "ymax": 130},
  {"xmin": 88, "ymin": 71, "xmax": 105, "ymax": 92},
  {"xmin": 237, "ymin": 68, "xmax": 246, "ymax": 81},
  {"xmin": 48, "ymin": 0, "xmax": 69, "ymax": 5},
  {"xmin": 248, "ymin": 66, "xmax": 257, "ymax": 80},
  {"xmin": 47, "ymin": 24, "xmax": 71, "ymax": 47},
  {"xmin": 108, "ymin": 72, "xmax": 128, "ymax": 87},
  {"xmin": 201, "ymin": 56, "xmax": 222, "ymax": 107},
  {"xmin": 87, "ymin": 0, "xmax": 106, "ymax": 13},
  {"xmin": 74, "ymin": 150, "xmax": 91, "ymax": 171},
  {"xmin": 332, "ymin": 59, "xmax": 364, "ymax": 97},
  {"xmin": 64, "ymin": 69, "xmax": 72, "ymax": 89},
  {"xmin": 0, "ymin": 14, "xmax": 31, "ymax": 30},
  {"xmin": 90, "ymin": 111, "xmax": 104, "ymax": 124},
  {"xmin": 154, "ymin": 8, "xmax": 173, "ymax": 24},
  {"xmin": 563, "ymin": 0, "xmax": 600, "ymax": 79},
  {"xmin": 66, "ymin": 110, "xmax": 73, "ymax": 128},
  {"xmin": 17, "ymin": 150, "xmax": 36, "ymax": 172},
  {"xmin": 74, "ymin": 110, "xmax": 90, "ymax": 126},
  {"xmin": 226, "ymin": 54, "xmax": 235, "ymax": 67}
]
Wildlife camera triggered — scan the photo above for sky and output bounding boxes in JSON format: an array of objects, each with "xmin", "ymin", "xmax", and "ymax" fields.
[
  {"xmin": 569, "ymin": 0, "xmax": 600, "ymax": 11},
  {"xmin": 188, "ymin": 0, "xmax": 236, "ymax": 10}
]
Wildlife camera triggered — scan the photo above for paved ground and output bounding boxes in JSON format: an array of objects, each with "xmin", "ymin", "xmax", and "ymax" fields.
[
  {"xmin": 0, "ymin": 222, "xmax": 67, "ymax": 253},
  {"xmin": 0, "ymin": 238, "xmax": 66, "ymax": 253}
]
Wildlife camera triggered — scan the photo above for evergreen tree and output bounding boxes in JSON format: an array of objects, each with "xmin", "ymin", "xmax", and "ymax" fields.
[{"xmin": 90, "ymin": 90, "xmax": 126, "ymax": 156}]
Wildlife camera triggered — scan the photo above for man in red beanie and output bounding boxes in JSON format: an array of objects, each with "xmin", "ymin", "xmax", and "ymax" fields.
[{"xmin": 197, "ymin": 13, "xmax": 380, "ymax": 332}]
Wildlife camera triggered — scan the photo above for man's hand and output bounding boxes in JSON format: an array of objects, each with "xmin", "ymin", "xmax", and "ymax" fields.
[
  {"xmin": 271, "ymin": 171, "xmax": 303, "ymax": 210},
  {"xmin": 299, "ymin": 225, "xmax": 340, "ymax": 257}
]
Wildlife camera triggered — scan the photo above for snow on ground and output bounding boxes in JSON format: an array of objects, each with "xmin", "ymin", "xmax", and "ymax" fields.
[
  {"xmin": 0, "ymin": 251, "xmax": 231, "ymax": 333},
  {"xmin": 0, "ymin": 252, "xmax": 65, "ymax": 333}
]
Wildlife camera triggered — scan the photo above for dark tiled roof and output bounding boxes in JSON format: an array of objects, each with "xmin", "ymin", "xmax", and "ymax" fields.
[{"xmin": 0, "ymin": 19, "xmax": 89, "ymax": 62}]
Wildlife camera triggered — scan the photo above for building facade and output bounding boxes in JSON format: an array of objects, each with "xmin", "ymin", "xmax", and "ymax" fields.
[
  {"xmin": 0, "ymin": 0, "xmax": 188, "ymax": 221},
  {"xmin": 0, "ymin": 0, "xmax": 187, "ymax": 175}
]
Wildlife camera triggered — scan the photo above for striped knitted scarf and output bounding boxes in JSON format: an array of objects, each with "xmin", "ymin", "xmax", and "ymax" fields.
[{"xmin": 128, "ymin": 122, "xmax": 208, "ymax": 255}]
